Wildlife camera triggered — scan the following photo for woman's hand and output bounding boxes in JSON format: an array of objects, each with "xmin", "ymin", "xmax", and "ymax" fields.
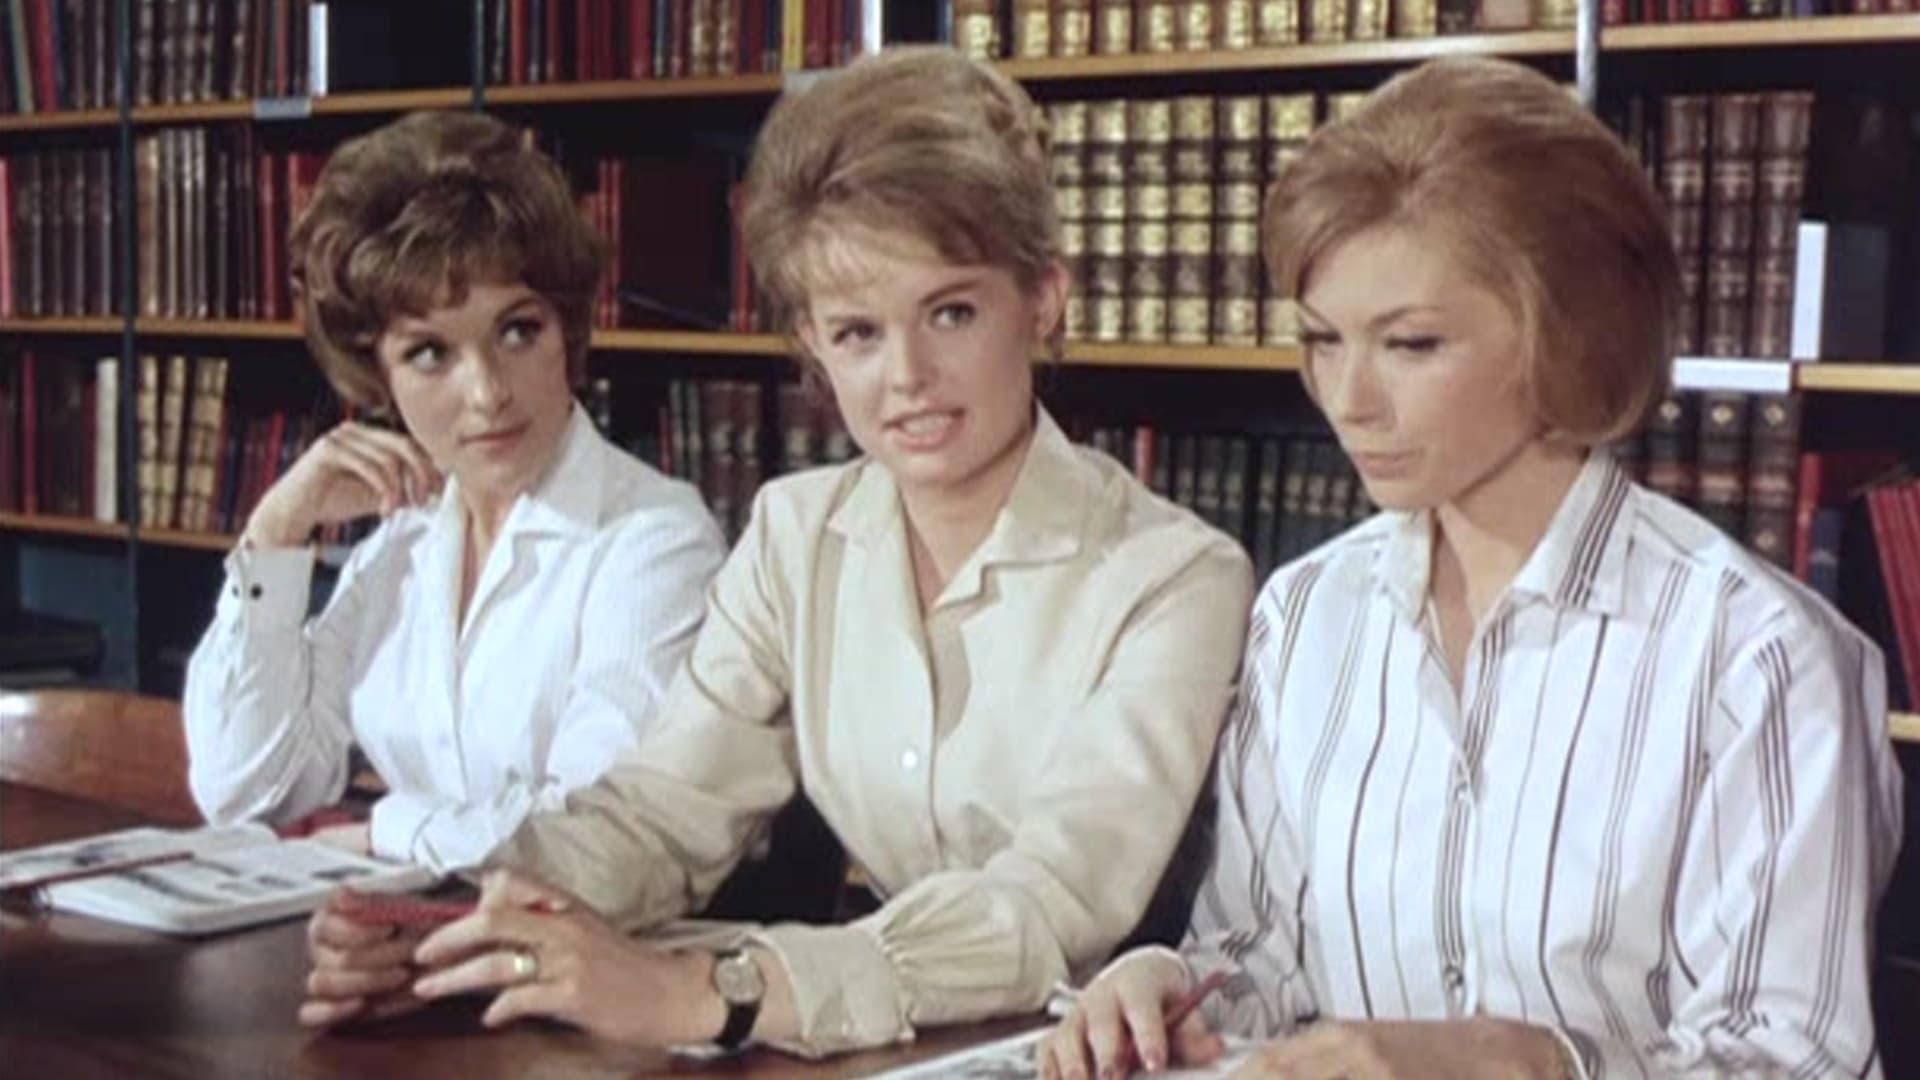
[
  {"xmin": 307, "ymin": 822, "xmax": 372, "ymax": 855},
  {"xmin": 408, "ymin": 869, "xmax": 723, "ymax": 1045},
  {"xmin": 297, "ymin": 890, "xmax": 433, "ymax": 1028},
  {"xmin": 243, "ymin": 421, "xmax": 441, "ymax": 548},
  {"xmin": 1230, "ymin": 1018, "xmax": 1574, "ymax": 1079},
  {"xmin": 1040, "ymin": 948, "xmax": 1226, "ymax": 1079}
]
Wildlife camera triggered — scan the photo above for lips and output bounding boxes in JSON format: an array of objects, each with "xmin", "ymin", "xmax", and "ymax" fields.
[
  {"xmin": 462, "ymin": 420, "xmax": 530, "ymax": 448},
  {"xmin": 1350, "ymin": 449, "xmax": 1418, "ymax": 475},
  {"xmin": 884, "ymin": 408, "xmax": 963, "ymax": 450}
]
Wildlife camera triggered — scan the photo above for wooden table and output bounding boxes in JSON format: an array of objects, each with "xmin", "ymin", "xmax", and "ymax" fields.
[{"xmin": 0, "ymin": 782, "xmax": 1043, "ymax": 1078}]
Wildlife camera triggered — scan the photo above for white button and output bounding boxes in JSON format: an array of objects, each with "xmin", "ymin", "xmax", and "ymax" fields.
[{"xmin": 900, "ymin": 749, "xmax": 920, "ymax": 771}]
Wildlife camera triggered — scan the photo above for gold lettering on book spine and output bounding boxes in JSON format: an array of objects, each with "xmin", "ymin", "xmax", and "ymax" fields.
[
  {"xmin": 1220, "ymin": 1, "xmax": 1258, "ymax": 47},
  {"xmin": 1256, "ymin": 0, "xmax": 1302, "ymax": 43},
  {"xmin": 1177, "ymin": 1, "xmax": 1213, "ymax": 50},
  {"xmin": 1096, "ymin": 3, "xmax": 1135, "ymax": 53},
  {"xmin": 1015, "ymin": 7, "xmax": 1052, "ymax": 58},
  {"xmin": 1140, "ymin": 2, "xmax": 1179, "ymax": 52}
]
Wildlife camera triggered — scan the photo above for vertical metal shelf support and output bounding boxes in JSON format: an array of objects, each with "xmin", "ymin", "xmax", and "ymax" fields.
[{"xmin": 115, "ymin": 0, "xmax": 142, "ymax": 690}]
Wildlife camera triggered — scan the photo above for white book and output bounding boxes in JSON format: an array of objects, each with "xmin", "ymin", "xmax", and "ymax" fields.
[
  {"xmin": 1791, "ymin": 220, "xmax": 1827, "ymax": 361},
  {"xmin": 93, "ymin": 356, "xmax": 117, "ymax": 523},
  {"xmin": 1, "ymin": 822, "xmax": 435, "ymax": 936}
]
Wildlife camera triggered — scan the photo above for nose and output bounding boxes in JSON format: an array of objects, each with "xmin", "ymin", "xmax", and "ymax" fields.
[
  {"xmin": 463, "ymin": 348, "xmax": 513, "ymax": 414},
  {"xmin": 881, "ymin": 328, "xmax": 934, "ymax": 394},
  {"xmin": 1317, "ymin": 345, "xmax": 1389, "ymax": 429}
]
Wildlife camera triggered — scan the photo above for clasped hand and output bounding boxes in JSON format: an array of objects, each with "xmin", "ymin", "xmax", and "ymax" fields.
[{"xmin": 300, "ymin": 868, "xmax": 719, "ymax": 1045}]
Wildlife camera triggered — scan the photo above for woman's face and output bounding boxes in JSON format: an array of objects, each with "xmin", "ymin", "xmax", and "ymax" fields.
[
  {"xmin": 376, "ymin": 280, "xmax": 575, "ymax": 509},
  {"xmin": 798, "ymin": 231, "xmax": 1066, "ymax": 503},
  {"xmin": 1297, "ymin": 224, "xmax": 1543, "ymax": 513}
]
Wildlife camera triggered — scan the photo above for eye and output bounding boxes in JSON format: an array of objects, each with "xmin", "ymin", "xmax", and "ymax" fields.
[
  {"xmin": 500, "ymin": 316, "xmax": 545, "ymax": 349},
  {"xmin": 1299, "ymin": 328, "xmax": 1342, "ymax": 356},
  {"xmin": 930, "ymin": 302, "xmax": 975, "ymax": 329},
  {"xmin": 830, "ymin": 320, "xmax": 879, "ymax": 347},
  {"xmin": 1384, "ymin": 335, "xmax": 1442, "ymax": 354},
  {"xmin": 403, "ymin": 342, "xmax": 447, "ymax": 371}
]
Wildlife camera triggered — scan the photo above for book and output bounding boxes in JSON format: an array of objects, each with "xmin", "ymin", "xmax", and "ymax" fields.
[
  {"xmin": 871, "ymin": 1026, "xmax": 1254, "ymax": 1079},
  {"xmin": 1741, "ymin": 392, "xmax": 1798, "ymax": 568},
  {"xmin": 0, "ymin": 822, "xmax": 435, "ymax": 936},
  {"xmin": 1659, "ymin": 95, "xmax": 1710, "ymax": 357}
]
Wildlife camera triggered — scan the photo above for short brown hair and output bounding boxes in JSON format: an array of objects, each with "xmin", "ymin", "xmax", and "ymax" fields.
[
  {"xmin": 289, "ymin": 110, "xmax": 604, "ymax": 415},
  {"xmin": 1263, "ymin": 57, "xmax": 1678, "ymax": 444},
  {"xmin": 740, "ymin": 46, "xmax": 1059, "ymax": 345}
]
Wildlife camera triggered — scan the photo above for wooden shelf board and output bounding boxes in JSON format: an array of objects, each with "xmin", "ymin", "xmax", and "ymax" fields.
[
  {"xmin": 309, "ymin": 88, "xmax": 473, "ymax": 115},
  {"xmin": 1062, "ymin": 340, "xmax": 1303, "ymax": 371},
  {"xmin": 592, "ymin": 329, "xmax": 790, "ymax": 355},
  {"xmin": 0, "ymin": 512, "xmax": 127, "ymax": 542},
  {"xmin": 1895, "ymin": 712, "xmax": 1920, "ymax": 746},
  {"xmin": 0, "ymin": 316, "xmax": 124, "ymax": 334},
  {"xmin": 484, "ymin": 75, "xmax": 784, "ymax": 106},
  {"xmin": 0, "ymin": 107, "xmax": 120, "ymax": 133},
  {"xmin": 136, "ymin": 318, "xmax": 304, "ymax": 340},
  {"xmin": 1607, "ymin": 12, "xmax": 1920, "ymax": 51},
  {"xmin": 1793, "ymin": 364, "xmax": 1920, "ymax": 395},
  {"xmin": 139, "ymin": 527, "xmax": 235, "ymax": 552}
]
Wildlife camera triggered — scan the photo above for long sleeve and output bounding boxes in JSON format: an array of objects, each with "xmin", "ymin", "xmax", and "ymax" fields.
[
  {"xmin": 491, "ymin": 490, "xmax": 803, "ymax": 926},
  {"xmin": 368, "ymin": 511, "xmax": 726, "ymax": 871},
  {"xmin": 747, "ymin": 541, "xmax": 1253, "ymax": 1057},
  {"xmin": 183, "ymin": 538, "xmax": 375, "ymax": 827},
  {"xmin": 1653, "ymin": 613, "xmax": 1902, "ymax": 1078},
  {"xmin": 1181, "ymin": 596, "xmax": 1321, "ymax": 1042}
]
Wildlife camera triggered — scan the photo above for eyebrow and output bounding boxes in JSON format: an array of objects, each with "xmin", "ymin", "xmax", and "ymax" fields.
[
  {"xmin": 920, "ymin": 277, "xmax": 984, "ymax": 307},
  {"xmin": 1295, "ymin": 302, "xmax": 1443, "ymax": 334}
]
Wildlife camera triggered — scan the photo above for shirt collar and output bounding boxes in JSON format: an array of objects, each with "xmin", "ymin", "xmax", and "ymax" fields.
[
  {"xmin": 432, "ymin": 405, "xmax": 608, "ymax": 542},
  {"xmin": 1374, "ymin": 450, "xmax": 1634, "ymax": 620},
  {"xmin": 826, "ymin": 406, "xmax": 1088, "ymax": 572}
]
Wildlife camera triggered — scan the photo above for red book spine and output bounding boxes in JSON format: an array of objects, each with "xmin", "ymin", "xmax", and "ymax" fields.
[
  {"xmin": 1602, "ymin": 0, "xmax": 1626, "ymax": 21},
  {"xmin": 1791, "ymin": 451, "xmax": 1822, "ymax": 583},
  {"xmin": 673, "ymin": 0, "xmax": 691, "ymax": 77},
  {"xmin": 806, "ymin": 0, "xmax": 827, "ymax": 69},
  {"xmin": 20, "ymin": 352, "xmax": 37, "ymax": 515},
  {"xmin": 578, "ymin": 0, "xmax": 595, "ymax": 79},
  {"xmin": 630, "ymin": 0, "xmax": 654, "ymax": 77},
  {"xmin": 729, "ymin": 181, "xmax": 750, "ymax": 331},
  {"xmin": 0, "ymin": 159, "xmax": 13, "ymax": 318},
  {"xmin": 548, "ymin": 0, "xmax": 565, "ymax": 80},
  {"xmin": 610, "ymin": 158, "xmax": 625, "ymax": 326},
  {"xmin": 257, "ymin": 152, "xmax": 279, "ymax": 320},
  {"xmin": 31, "ymin": 0, "xmax": 59, "ymax": 111},
  {"xmin": 1897, "ymin": 485, "xmax": 1920, "ymax": 707},
  {"xmin": 511, "ymin": 0, "xmax": 529, "ymax": 83},
  {"xmin": 741, "ymin": 0, "xmax": 763, "ymax": 73},
  {"xmin": 1869, "ymin": 486, "xmax": 1920, "ymax": 710},
  {"xmin": 827, "ymin": 0, "xmax": 843, "ymax": 65}
]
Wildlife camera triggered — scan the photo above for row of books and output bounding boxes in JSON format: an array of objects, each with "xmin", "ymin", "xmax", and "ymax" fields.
[
  {"xmin": 0, "ymin": 0, "xmax": 314, "ymax": 116},
  {"xmin": 945, "ymin": 0, "xmax": 1900, "ymax": 60},
  {"xmin": 1860, "ymin": 475, "xmax": 1920, "ymax": 713},
  {"xmin": 1048, "ymin": 90, "xmax": 1364, "ymax": 347},
  {"xmin": 0, "ymin": 350, "xmax": 334, "ymax": 536},
  {"xmin": 481, "ymin": 0, "xmax": 887, "ymax": 83},
  {"xmin": 1608, "ymin": 91, "xmax": 1817, "ymax": 361},
  {"xmin": 0, "ymin": 130, "xmax": 323, "ymax": 320}
]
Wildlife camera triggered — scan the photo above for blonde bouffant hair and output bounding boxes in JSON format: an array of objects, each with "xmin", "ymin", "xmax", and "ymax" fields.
[
  {"xmin": 740, "ymin": 46, "xmax": 1061, "ymax": 355},
  {"xmin": 1264, "ymin": 56, "xmax": 1679, "ymax": 444}
]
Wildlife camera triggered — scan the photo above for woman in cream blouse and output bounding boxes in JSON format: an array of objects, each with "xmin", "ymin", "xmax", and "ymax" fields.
[
  {"xmin": 184, "ymin": 111, "xmax": 725, "ymax": 873},
  {"xmin": 298, "ymin": 46, "xmax": 1255, "ymax": 1054},
  {"xmin": 1043, "ymin": 58, "xmax": 1901, "ymax": 1080}
]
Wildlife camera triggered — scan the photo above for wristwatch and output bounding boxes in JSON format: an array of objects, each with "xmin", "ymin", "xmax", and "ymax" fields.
[{"xmin": 709, "ymin": 948, "xmax": 766, "ymax": 1051}]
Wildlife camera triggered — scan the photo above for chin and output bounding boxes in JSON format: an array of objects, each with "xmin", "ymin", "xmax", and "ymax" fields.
[{"xmin": 1355, "ymin": 476, "xmax": 1434, "ymax": 513}]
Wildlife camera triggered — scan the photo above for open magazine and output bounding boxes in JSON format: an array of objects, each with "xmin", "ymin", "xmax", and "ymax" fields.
[
  {"xmin": 871, "ymin": 1027, "xmax": 1254, "ymax": 1080},
  {"xmin": 0, "ymin": 822, "xmax": 436, "ymax": 935}
]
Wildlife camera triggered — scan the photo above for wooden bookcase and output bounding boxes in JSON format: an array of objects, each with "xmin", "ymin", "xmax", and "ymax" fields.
[{"xmin": 0, "ymin": 9, "xmax": 1916, "ymax": 743}]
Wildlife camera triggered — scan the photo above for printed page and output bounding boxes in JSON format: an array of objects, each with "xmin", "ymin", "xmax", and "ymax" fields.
[
  {"xmin": 42, "ymin": 836, "xmax": 434, "ymax": 935},
  {"xmin": 870, "ymin": 1028, "xmax": 1254, "ymax": 1079},
  {"xmin": 0, "ymin": 822, "xmax": 272, "ymax": 891}
]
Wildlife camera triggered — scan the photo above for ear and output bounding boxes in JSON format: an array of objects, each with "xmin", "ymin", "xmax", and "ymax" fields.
[{"xmin": 1031, "ymin": 259, "xmax": 1070, "ymax": 343}]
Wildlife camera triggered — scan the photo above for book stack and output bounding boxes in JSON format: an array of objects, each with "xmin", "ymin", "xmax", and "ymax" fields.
[
  {"xmin": 0, "ymin": 148, "xmax": 117, "ymax": 317},
  {"xmin": 1611, "ymin": 90, "xmax": 1816, "ymax": 359},
  {"xmin": 481, "ymin": 0, "xmax": 887, "ymax": 82},
  {"xmin": 1050, "ymin": 90, "xmax": 1329, "ymax": 349},
  {"xmin": 0, "ymin": 0, "xmax": 317, "ymax": 116},
  {"xmin": 133, "ymin": 127, "xmax": 322, "ymax": 321},
  {"xmin": 1079, "ymin": 421, "xmax": 1374, "ymax": 580},
  {"xmin": 0, "ymin": 350, "xmax": 116, "ymax": 522},
  {"xmin": 574, "ymin": 147, "xmax": 744, "ymax": 331}
]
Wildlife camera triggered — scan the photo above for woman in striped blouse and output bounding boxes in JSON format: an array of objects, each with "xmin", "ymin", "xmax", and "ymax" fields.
[{"xmin": 1044, "ymin": 57, "xmax": 1902, "ymax": 1079}]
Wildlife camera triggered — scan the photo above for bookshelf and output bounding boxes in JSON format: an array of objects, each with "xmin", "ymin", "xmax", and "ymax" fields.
[{"xmin": 0, "ymin": 512, "xmax": 232, "ymax": 553}]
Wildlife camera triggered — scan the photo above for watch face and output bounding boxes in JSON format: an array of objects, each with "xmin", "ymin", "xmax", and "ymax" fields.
[{"xmin": 714, "ymin": 951, "xmax": 766, "ymax": 1005}]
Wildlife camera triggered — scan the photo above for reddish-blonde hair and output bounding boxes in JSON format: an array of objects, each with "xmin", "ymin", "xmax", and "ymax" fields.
[
  {"xmin": 289, "ymin": 110, "xmax": 604, "ymax": 415},
  {"xmin": 739, "ymin": 46, "xmax": 1060, "ymax": 354},
  {"xmin": 1263, "ymin": 57, "xmax": 1678, "ymax": 443}
]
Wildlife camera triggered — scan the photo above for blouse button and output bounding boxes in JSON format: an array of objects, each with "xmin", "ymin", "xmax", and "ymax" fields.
[{"xmin": 899, "ymin": 749, "xmax": 920, "ymax": 772}]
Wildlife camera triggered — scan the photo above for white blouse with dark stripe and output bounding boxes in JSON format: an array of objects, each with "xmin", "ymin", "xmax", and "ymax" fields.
[{"xmin": 1182, "ymin": 451, "xmax": 1904, "ymax": 1079}]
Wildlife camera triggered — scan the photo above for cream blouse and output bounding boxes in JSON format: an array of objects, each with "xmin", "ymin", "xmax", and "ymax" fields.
[{"xmin": 495, "ymin": 408, "xmax": 1254, "ymax": 1055}]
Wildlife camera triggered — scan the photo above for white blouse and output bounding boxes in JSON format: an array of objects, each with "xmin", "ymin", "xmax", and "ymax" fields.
[
  {"xmin": 184, "ymin": 408, "xmax": 727, "ymax": 873},
  {"xmin": 1182, "ymin": 451, "xmax": 1903, "ymax": 1078},
  {"xmin": 494, "ymin": 409, "xmax": 1256, "ymax": 1056}
]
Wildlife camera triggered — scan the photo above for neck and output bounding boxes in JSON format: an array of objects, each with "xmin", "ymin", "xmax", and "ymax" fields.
[
  {"xmin": 1431, "ymin": 440, "xmax": 1588, "ymax": 611},
  {"xmin": 460, "ymin": 487, "xmax": 517, "ymax": 561},
  {"xmin": 898, "ymin": 414, "xmax": 1037, "ymax": 588}
]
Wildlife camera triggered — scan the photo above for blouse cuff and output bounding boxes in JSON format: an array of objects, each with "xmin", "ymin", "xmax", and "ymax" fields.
[
  {"xmin": 745, "ymin": 921, "xmax": 911, "ymax": 1058},
  {"xmin": 369, "ymin": 791, "xmax": 435, "ymax": 866},
  {"xmin": 220, "ymin": 543, "xmax": 314, "ymax": 627}
]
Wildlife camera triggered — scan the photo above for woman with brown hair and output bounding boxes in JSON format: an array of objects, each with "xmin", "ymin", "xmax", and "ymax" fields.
[
  {"xmin": 298, "ymin": 46, "xmax": 1254, "ymax": 1058},
  {"xmin": 184, "ymin": 110, "xmax": 726, "ymax": 873},
  {"xmin": 1043, "ymin": 56, "xmax": 1901, "ymax": 1079}
]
